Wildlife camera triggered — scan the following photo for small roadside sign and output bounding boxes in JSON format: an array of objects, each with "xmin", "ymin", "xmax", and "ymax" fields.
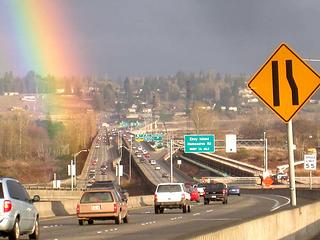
[
  {"xmin": 184, "ymin": 134, "xmax": 215, "ymax": 153},
  {"xmin": 225, "ymin": 134, "xmax": 237, "ymax": 153},
  {"xmin": 304, "ymin": 154, "xmax": 317, "ymax": 171}
]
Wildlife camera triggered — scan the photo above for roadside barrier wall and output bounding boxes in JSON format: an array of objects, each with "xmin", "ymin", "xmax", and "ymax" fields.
[
  {"xmin": 189, "ymin": 201, "xmax": 320, "ymax": 240},
  {"xmin": 34, "ymin": 195, "xmax": 154, "ymax": 219}
]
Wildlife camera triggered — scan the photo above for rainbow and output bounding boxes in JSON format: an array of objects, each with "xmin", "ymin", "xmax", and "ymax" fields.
[{"xmin": 3, "ymin": 0, "xmax": 83, "ymax": 77}]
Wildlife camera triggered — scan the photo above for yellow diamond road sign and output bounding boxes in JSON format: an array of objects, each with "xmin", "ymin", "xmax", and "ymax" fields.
[{"xmin": 248, "ymin": 43, "xmax": 320, "ymax": 122}]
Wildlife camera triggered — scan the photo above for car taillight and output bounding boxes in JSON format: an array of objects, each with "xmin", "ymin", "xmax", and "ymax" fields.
[
  {"xmin": 154, "ymin": 194, "xmax": 157, "ymax": 202},
  {"xmin": 76, "ymin": 203, "xmax": 80, "ymax": 214},
  {"xmin": 4, "ymin": 200, "xmax": 12, "ymax": 213},
  {"xmin": 113, "ymin": 203, "xmax": 118, "ymax": 213}
]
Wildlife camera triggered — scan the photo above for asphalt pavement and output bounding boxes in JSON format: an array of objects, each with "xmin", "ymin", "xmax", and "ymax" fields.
[{"xmin": 36, "ymin": 191, "xmax": 296, "ymax": 240}]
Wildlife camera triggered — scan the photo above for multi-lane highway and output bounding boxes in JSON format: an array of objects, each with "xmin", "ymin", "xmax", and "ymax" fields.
[{"xmin": 38, "ymin": 191, "xmax": 295, "ymax": 240}]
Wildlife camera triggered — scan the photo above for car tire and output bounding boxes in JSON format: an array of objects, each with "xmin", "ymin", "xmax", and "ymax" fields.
[
  {"xmin": 238, "ymin": 194, "xmax": 241, "ymax": 196},
  {"xmin": 160, "ymin": 208, "xmax": 164, "ymax": 214},
  {"xmin": 78, "ymin": 220, "xmax": 84, "ymax": 226},
  {"xmin": 123, "ymin": 214, "xmax": 129, "ymax": 223},
  {"xmin": 115, "ymin": 214, "xmax": 122, "ymax": 224},
  {"xmin": 88, "ymin": 219, "xmax": 94, "ymax": 225},
  {"xmin": 187, "ymin": 205, "xmax": 191, "ymax": 213},
  {"xmin": 155, "ymin": 206, "xmax": 159, "ymax": 214},
  {"xmin": 29, "ymin": 218, "xmax": 40, "ymax": 239},
  {"xmin": 182, "ymin": 205, "xmax": 187, "ymax": 213},
  {"xmin": 9, "ymin": 219, "xmax": 20, "ymax": 240}
]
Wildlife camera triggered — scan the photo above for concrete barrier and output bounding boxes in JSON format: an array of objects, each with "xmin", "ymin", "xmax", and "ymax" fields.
[
  {"xmin": 189, "ymin": 201, "xmax": 320, "ymax": 240},
  {"xmin": 34, "ymin": 195, "xmax": 154, "ymax": 219},
  {"xmin": 27, "ymin": 189, "xmax": 83, "ymax": 200},
  {"xmin": 34, "ymin": 202, "xmax": 55, "ymax": 218}
]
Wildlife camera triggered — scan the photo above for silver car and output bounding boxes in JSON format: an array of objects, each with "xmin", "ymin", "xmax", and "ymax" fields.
[{"xmin": 0, "ymin": 177, "xmax": 40, "ymax": 240}]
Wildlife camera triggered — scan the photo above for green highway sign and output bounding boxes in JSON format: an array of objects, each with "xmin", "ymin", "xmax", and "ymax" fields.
[
  {"xmin": 119, "ymin": 121, "xmax": 141, "ymax": 127},
  {"xmin": 135, "ymin": 134, "xmax": 163, "ymax": 142},
  {"xmin": 184, "ymin": 134, "xmax": 215, "ymax": 153}
]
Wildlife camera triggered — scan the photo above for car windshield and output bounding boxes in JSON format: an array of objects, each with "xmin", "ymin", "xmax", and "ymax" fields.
[
  {"xmin": 157, "ymin": 185, "xmax": 181, "ymax": 192},
  {"xmin": 205, "ymin": 184, "xmax": 225, "ymax": 191},
  {"xmin": 0, "ymin": 183, "xmax": 3, "ymax": 198},
  {"xmin": 80, "ymin": 192, "xmax": 113, "ymax": 203}
]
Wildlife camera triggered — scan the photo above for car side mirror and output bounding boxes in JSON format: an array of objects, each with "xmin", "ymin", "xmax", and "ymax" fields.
[{"xmin": 32, "ymin": 195, "xmax": 40, "ymax": 202}]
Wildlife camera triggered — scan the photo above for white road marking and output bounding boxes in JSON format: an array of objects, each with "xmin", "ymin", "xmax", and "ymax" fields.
[
  {"xmin": 193, "ymin": 213, "xmax": 200, "ymax": 216},
  {"xmin": 193, "ymin": 218, "xmax": 241, "ymax": 221},
  {"xmin": 270, "ymin": 195, "xmax": 291, "ymax": 212},
  {"xmin": 170, "ymin": 217, "xmax": 177, "ymax": 221},
  {"xmin": 145, "ymin": 211, "xmax": 151, "ymax": 214},
  {"xmin": 252, "ymin": 195, "xmax": 290, "ymax": 212},
  {"xmin": 141, "ymin": 221, "xmax": 156, "ymax": 226},
  {"xmin": 97, "ymin": 231, "xmax": 102, "ymax": 234},
  {"xmin": 206, "ymin": 210, "xmax": 214, "ymax": 213}
]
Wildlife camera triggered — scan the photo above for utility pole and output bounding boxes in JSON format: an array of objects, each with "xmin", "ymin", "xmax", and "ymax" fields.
[
  {"xmin": 71, "ymin": 159, "xmax": 74, "ymax": 191},
  {"xmin": 263, "ymin": 132, "xmax": 268, "ymax": 173},
  {"xmin": 170, "ymin": 139, "xmax": 173, "ymax": 183},
  {"xmin": 129, "ymin": 136, "xmax": 133, "ymax": 182}
]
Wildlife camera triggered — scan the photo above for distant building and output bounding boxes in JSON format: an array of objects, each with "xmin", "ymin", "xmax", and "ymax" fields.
[
  {"xmin": 4, "ymin": 92, "xmax": 19, "ymax": 96},
  {"xmin": 21, "ymin": 95, "xmax": 36, "ymax": 102},
  {"xmin": 228, "ymin": 106, "xmax": 238, "ymax": 112},
  {"xmin": 248, "ymin": 98, "xmax": 259, "ymax": 103},
  {"xmin": 56, "ymin": 88, "xmax": 65, "ymax": 94},
  {"xmin": 142, "ymin": 108, "xmax": 152, "ymax": 113}
]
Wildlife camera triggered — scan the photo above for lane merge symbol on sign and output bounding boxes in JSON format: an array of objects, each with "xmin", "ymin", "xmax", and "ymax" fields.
[
  {"xmin": 272, "ymin": 60, "xmax": 299, "ymax": 106},
  {"xmin": 248, "ymin": 43, "xmax": 320, "ymax": 122}
]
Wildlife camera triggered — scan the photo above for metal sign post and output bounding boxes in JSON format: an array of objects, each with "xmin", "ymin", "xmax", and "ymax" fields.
[{"xmin": 287, "ymin": 120, "xmax": 296, "ymax": 206}]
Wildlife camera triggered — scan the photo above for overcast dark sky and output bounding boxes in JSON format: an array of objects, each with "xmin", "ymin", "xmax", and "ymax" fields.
[{"xmin": 1, "ymin": 0, "xmax": 320, "ymax": 78}]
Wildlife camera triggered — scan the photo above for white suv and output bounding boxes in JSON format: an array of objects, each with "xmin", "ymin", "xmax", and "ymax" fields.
[
  {"xmin": 0, "ymin": 177, "xmax": 40, "ymax": 240},
  {"xmin": 154, "ymin": 183, "xmax": 191, "ymax": 214}
]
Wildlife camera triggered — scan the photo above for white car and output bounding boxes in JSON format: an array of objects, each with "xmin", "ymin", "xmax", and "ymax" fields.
[
  {"xmin": 154, "ymin": 183, "xmax": 191, "ymax": 214},
  {"xmin": 150, "ymin": 160, "xmax": 156, "ymax": 165},
  {"xmin": 155, "ymin": 166, "xmax": 160, "ymax": 170},
  {"xmin": 195, "ymin": 183, "xmax": 206, "ymax": 196}
]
